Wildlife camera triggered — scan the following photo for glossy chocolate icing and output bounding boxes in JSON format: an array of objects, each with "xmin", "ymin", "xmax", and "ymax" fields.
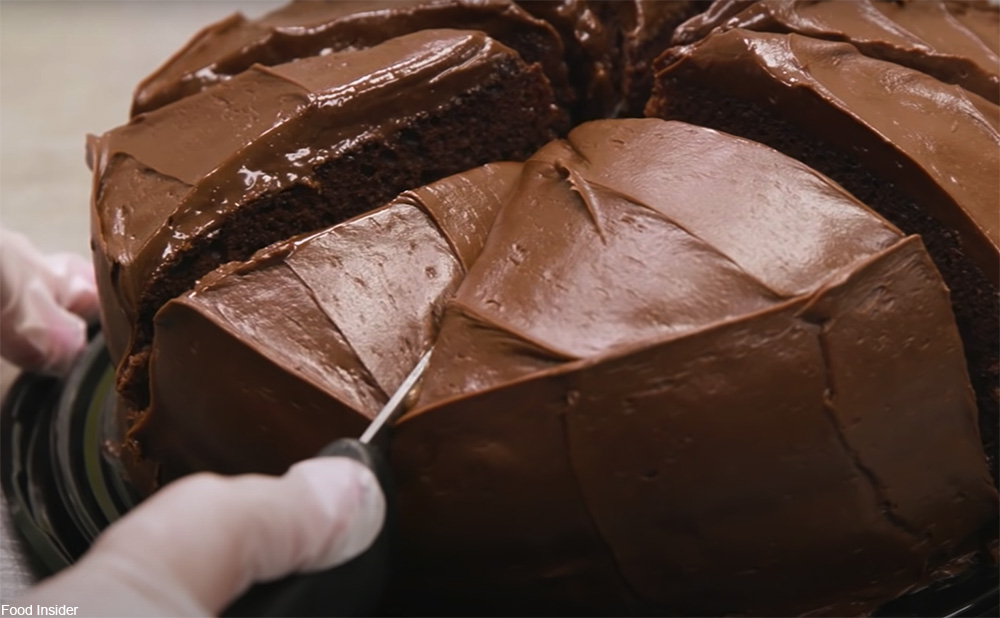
[
  {"xmin": 133, "ymin": 119, "xmax": 997, "ymax": 615},
  {"xmin": 134, "ymin": 162, "xmax": 522, "ymax": 483},
  {"xmin": 669, "ymin": 0, "xmax": 1000, "ymax": 102},
  {"xmin": 130, "ymin": 0, "xmax": 574, "ymax": 116},
  {"xmin": 652, "ymin": 28, "xmax": 1000, "ymax": 283},
  {"xmin": 89, "ymin": 28, "xmax": 560, "ymax": 369}
]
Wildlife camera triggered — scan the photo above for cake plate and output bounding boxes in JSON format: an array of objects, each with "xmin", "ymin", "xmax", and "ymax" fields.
[{"xmin": 2, "ymin": 330, "xmax": 998, "ymax": 617}]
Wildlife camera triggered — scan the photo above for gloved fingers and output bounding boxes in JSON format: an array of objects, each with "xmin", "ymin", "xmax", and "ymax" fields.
[
  {"xmin": 0, "ymin": 277, "xmax": 89, "ymax": 375},
  {"xmin": 19, "ymin": 457, "xmax": 386, "ymax": 617},
  {"xmin": 40, "ymin": 250, "xmax": 100, "ymax": 322},
  {"xmin": 0, "ymin": 229, "xmax": 97, "ymax": 375}
]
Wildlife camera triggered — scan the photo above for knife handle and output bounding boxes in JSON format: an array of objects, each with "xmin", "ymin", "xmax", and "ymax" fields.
[{"xmin": 222, "ymin": 438, "xmax": 393, "ymax": 617}]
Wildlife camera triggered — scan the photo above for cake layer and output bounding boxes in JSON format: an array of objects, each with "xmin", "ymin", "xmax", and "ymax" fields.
[
  {"xmin": 130, "ymin": 0, "xmax": 574, "ymax": 117},
  {"xmin": 669, "ymin": 0, "xmax": 1000, "ymax": 102},
  {"xmin": 647, "ymin": 25, "xmax": 1000, "ymax": 480},
  {"xmin": 132, "ymin": 119, "xmax": 997, "ymax": 615},
  {"xmin": 89, "ymin": 28, "xmax": 562, "ymax": 409}
]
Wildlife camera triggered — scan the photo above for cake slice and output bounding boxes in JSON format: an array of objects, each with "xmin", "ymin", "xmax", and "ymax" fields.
[
  {"xmin": 668, "ymin": 0, "xmax": 999, "ymax": 102},
  {"xmin": 130, "ymin": 0, "xmax": 575, "ymax": 117},
  {"xmin": 89, "ymin": 29, "xmax": 564, "ymax": 411},
  {"xmin": 647, "ymin": 26, "xmax": 1000, "ymax": 480}
]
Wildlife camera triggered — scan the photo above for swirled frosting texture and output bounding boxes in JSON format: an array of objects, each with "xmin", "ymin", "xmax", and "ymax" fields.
[{"xmin": 137, "ymin": 120, "xmax": 997, "ymax": 615}]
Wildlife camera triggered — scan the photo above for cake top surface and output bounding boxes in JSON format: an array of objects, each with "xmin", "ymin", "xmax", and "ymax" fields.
[
  {"xmin": 658, "ymin": 26, "xmax": 1000, "ymax": 281},
  {"xmin": 410, "ymin": 118, "xmax": 905, "ymax": 406}
]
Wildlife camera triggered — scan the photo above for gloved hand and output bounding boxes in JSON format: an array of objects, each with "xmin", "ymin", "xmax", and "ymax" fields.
[
  {"xmin": 1, "ymin": 231, "xmax": 385, "ymax": 616},
  {"xmin": 0, "ymin": 228, "xmax": 99, "ymax": 376},
  {"xmin": 18, "ymin": 457, "xmax": 386, "ymax": 617}
]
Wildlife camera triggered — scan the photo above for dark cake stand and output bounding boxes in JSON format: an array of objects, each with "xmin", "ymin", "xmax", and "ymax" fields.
[{"xmin": 2, "ymin": 330, "xmax": 997, "ymax": 617}]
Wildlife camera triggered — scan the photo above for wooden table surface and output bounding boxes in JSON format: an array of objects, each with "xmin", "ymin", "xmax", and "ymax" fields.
[{"xmin": 0, "ymin": 0, "xmax": 283, "ymax": 600}]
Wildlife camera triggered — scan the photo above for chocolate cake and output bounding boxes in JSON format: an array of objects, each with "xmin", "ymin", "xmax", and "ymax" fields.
[
  {"xmin": 123, "ymin": 119, "xmax": 996, "ymax": 616},
  {"xmin": 86, "ymin": 1, "xmax": 1000, "ymax": 615},
  {"xmin": 129, "ymin": 0, "xmax": 575, "ymax": 117},
  {"xmin": 89, "ymin": 28, "xmax": 563, "ymax": 411},
  {"xmin": 648, "ymin": 7, "xmax": 1000, "ymax": 480}
]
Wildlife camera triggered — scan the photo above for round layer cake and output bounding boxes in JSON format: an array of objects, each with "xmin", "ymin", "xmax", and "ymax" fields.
[{"xmin": 87, "ymin": 1, "xmax": 1000, "ymax": 615}]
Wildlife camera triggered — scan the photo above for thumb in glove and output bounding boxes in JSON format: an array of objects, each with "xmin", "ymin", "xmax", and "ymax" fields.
[
  {"xmin": 18, "ymin": 457, "xmax": 386, "ymax": 617},
  {"xmin": 0, "ymin": 228, "xmax": 99, "ymax": 376}
]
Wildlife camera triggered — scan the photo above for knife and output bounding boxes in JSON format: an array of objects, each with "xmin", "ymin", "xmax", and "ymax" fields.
[{"xmin": 223, "ymin": 350, "xmax": 433, "ymax": 617}]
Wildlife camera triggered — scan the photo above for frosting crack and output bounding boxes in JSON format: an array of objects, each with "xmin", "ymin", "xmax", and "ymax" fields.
[
  {"xmin": 800, "ymin": 312, "xmax": 930, "ymax": 545},
  {"xmin": 281, "ymin": 262, "xmax": 389, "ymax": 403},
  {"xmin": 557, "ymin": 405, "xmax": 646, "ymax": 605}
]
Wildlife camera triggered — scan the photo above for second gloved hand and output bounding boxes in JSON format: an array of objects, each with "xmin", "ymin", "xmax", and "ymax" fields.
[
  {"xmin": 0, "ymin": 229, "xmax": 99, "ymax": 376},
  {"xmin": 18, "ymin": 457, "xmax": 386, "ymax": 617}
]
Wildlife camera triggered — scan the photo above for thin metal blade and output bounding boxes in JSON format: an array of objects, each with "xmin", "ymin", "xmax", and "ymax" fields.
[{"xmin": 359, "ymin": 349, "xmax": 432, "ymax": 444}]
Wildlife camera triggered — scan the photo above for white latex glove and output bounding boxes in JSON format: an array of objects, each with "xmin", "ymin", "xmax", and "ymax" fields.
[
  {"xmin": 18, "ymin": 457, "xmax": 386, "ymax": 617},
  {"xmin": 0, "ymin": 228, "xmax": 99, "ymax": 376}
]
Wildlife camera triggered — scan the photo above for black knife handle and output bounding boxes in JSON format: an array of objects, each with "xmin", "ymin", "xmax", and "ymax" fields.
[{"xmin": 222, "ymin": 438, "xmax": 393, "ymax": 617}]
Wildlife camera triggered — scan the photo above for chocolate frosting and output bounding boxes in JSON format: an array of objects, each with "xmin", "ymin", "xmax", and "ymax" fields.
[
  {"xmin": 392, "ymin": 120, "xmax": 996, "ymax": 615},
  {"xmin": 133, "ymin": 119, "xmax": 997, "ymax": 615},
  {"xmin": 669, "ymin": 0, "xmax": 1000, "ymax": 102},
  {"xmin": 654, "ymin": 28, "xmax": 1000, "ymax": 284},
  {"xmin": 136, "ymin": 162, "xmax": 521, "ymax": 481},
  {"xmin": 89, "ymin": 29, "xmax": 554, "ymax": 365},
  {"xmin": 130, "ymin": 0, "xmax": 574, "ymax": 117}
]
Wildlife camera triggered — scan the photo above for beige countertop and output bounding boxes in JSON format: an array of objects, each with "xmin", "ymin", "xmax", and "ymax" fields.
[{"xmin": 0, "ymin": 0, "xmax": 283, "ymax": 599}]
